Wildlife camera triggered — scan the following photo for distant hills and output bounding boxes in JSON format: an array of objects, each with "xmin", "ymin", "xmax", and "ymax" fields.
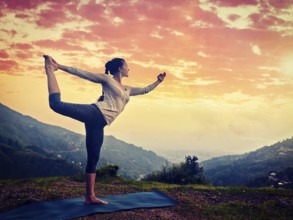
[
  {"xmin": 0, "ymin": 103, "xmax": 170, "ymax": 180},
  {"xmin": 201, "ymin": 137, "xmax": 293, "ymax": 187}
]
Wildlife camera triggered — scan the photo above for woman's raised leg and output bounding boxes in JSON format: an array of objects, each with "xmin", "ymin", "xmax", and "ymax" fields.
[{"xmin": 44, "ymin": 56, "xmax": 60, "ymax": 95}]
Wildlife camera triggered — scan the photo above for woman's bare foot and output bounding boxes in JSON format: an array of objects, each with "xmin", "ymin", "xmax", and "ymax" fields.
[
  {"xmin": 84, "ymin": 195, "xmax": 108, "ymax": 205},
  {"xmin": 43, "ymin": 55, "xmax": 58, "ymax": 72}
]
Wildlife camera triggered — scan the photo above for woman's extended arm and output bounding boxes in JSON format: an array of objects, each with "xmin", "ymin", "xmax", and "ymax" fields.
[
  {"xmin": 58, "ymin": 65, "xmax": 106, "ymax": 83},
  {"xmin": 47, "ymin": 55, "xmax": 106, "ymax": 83},
  {"xmin": 129, "ymin": 72, "xmax": 166, "ymax": 96}
]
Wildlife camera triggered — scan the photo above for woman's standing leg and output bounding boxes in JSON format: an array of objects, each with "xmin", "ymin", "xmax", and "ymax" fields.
[{"xmin": 84, "ymin": 123, "xmax": 108, "ymax": 205}]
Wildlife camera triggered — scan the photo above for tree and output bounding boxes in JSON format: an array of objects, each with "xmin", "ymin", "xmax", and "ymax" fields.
[{"xmin": 181, "ymin": 156, "xmax": 205, "ymax": 184}]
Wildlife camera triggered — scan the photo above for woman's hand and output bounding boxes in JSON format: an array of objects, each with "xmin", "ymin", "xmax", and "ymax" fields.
[
  {"xmin": 157, "ymin": 72, "xmax": 166, "ymax": 83},
  {"xmin": 43, "ymin": 55, "xmax": 58, "ymax": 71}
]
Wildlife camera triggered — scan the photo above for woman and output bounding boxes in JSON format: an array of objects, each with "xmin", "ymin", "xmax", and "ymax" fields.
[{"xmin": 43, "ymin": 55, "xmax": 166, "ymax": 205}]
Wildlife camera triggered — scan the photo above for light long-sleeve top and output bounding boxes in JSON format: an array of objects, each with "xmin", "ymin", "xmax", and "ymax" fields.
[{"xmin": 66, "ymin": 67, "xmax": 158, "ymax": 125}]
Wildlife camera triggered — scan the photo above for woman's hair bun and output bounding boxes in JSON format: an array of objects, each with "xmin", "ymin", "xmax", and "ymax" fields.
[{"xmin": 105, "ymin": 61, "xmax": 111, "ymax": 74}]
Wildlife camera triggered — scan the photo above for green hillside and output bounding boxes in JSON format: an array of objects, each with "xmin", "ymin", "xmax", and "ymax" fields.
[
  {"xmin": 101, "ymin": 136, "xmax": 169, "ymax": 179},
  {"xmin": 0, "ymin": 136, "xmax": 81, "ymax": 179},
  {"xmin": 201, "ymin": 137, "xmax": 293, "ymax": 187}
]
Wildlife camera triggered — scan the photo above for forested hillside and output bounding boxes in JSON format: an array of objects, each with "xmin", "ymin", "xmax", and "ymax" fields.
[
  {"xmin": 0, "ymin": 136, "xmax": 81, "ymax": 179},
  {"xmin": 201, "ymin": 137, "xmax": 293, "ymax": 187}
]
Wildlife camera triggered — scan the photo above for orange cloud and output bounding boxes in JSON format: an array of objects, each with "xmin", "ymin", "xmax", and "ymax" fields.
[
  {"xmin": 1, "ymin": 0, "xmax": 41, "ymax": 10},
  {"xmin": 11, "ymin": 43, "xmax": 33, "ymax": 50},
  {"xmin": 214, "ymin": 0, "xmax": 258, "ymax": 7},
  {"xmin": 0, "ymin": 50, "xmax": 9, "ymax": 59},
  {"xmin": 36, "ymin": 8, "xmax": 70, "ymax": 28},
  {"xmin": 78, "ymin": 1, "xmax": 106, "ymax": 22},
  {"xmin": 33, "ymin": 39, "xmax": 87, "ymax": 51},
  {"xmin": 0, "ymin": 60, "xmax": 19, "ymax": 73}
]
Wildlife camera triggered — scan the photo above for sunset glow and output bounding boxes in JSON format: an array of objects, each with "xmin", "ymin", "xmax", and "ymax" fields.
[{"xmin": 1, "ymin": 0, "xmax": 293, "ymax": 156}]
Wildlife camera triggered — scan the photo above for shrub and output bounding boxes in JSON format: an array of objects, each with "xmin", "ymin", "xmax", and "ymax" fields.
[
  {"xmin": 143, "ymin": 155, "xmax": 206, "ymax": 185},
  {"xmin": 70, "ymin": 165, "xmax": 119, "ymax": 182},
  {"xmin": 96, "ymin": 165, "xmax": 119, "ymax": 178}
]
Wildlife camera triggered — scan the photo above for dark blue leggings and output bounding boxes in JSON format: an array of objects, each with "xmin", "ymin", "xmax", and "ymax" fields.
[{"xmin": 49, "ymin": 93, "xmax": 107, "ymax": 173}]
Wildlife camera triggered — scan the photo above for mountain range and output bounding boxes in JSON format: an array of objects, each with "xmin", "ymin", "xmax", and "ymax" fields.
[
  {"xmin": 0, "ymin": 103, "xmax": 169, "ymax": 180},
  {"xmin": 1, "ymin": 103, "xmax": 292, "ymax": 187}
]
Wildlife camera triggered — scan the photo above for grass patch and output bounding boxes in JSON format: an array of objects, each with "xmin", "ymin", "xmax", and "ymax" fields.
[
  {"xmin": 125, "ymin": 180, "xmax": 179, "ymax": 191},
  {"xmin": 201, "ymin": 200, "xmax": 292, "ymax": 220},
  {"xmin": 202, "ymin": 202, "xmax": 261, "ymax": 220}
]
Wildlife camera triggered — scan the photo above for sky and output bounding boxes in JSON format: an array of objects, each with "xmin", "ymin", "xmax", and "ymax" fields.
[{"xmin": 0, "ymin": 0, "xmax": 293, "ymax": 158}]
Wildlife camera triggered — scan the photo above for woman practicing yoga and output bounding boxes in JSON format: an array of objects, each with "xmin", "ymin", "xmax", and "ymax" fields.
[{"xmin": 43, "ymin": 55, "xmax": 166, "ymax": 205}]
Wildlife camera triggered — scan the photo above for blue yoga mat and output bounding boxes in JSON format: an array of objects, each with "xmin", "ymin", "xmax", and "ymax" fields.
[{"xmin": 0, "ymin": 190, "xmax": 177, "ymax": 220}]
